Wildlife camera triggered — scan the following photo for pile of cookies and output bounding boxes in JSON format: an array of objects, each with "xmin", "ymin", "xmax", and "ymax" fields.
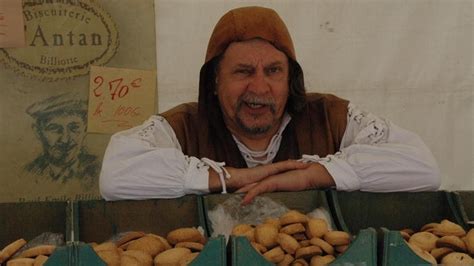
[
  {"xmin": 92, "ymin": 227, "xmax": 206, "ymax": 266},
  {"xmin": 400, "ymin": 219, "xmax": 474, "ymax": 265},
  {"xmin": 231, "ymin": 210, "xmax": 352, "ymax": 266},
  {"xmin": 0, "ymin": 239, "xmax": 55, "ymax": 266}
]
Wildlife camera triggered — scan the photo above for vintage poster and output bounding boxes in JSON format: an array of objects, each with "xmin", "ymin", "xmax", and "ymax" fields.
[{"xmin": 0, "ymin": 0, "xmax": 156, "ymax": 203}]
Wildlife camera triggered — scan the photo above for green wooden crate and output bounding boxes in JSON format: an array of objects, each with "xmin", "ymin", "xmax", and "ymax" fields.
[
  {"xmin": 202, "ymin": 190, "xmax": 337, "ymax": 236},
  {"xmin": 452, "ymin": 191, "xmax": 474, "ymax": 229},
  {"xmin": 73, "ymin": 196, "xmax": 225, "ymax": 266},
  {"xmin": 331, "ymin": 228, "xmax": 377, "ymax": 266},
  {"xmin": 74, "ymin": 196, "xmax": 206, "ymax": 242},
  {"xmin": 327, "ymin": 190, "xmax": 465, "ymax": 234},
  {"xmin": 202, "ymin": 190, "xmax": 377, "ymax": 266},
  {"xmin": 45, "ymin": 243, "xmax": 106, "ymax": 266},
  {"xmin": 44, "ymin": 237, "xmax": 226, "ymax": 266},
  {"xmin": 230, "ymin": 228, "xmax": 376, "ymax": 266},
  {"xmin": 0, "ymin": 201, "xmax": 71, "ymax": 248},
  {"xmin": 382, "ymin": 229, "xmax": 432, "ymax": 266},
  {"xmin": 191, "ymin": 236, "xmax": 227, "ymax": 266},
  {"xmin": 327, "ymin": 190, "xmax": 468, "ymax": 265}
]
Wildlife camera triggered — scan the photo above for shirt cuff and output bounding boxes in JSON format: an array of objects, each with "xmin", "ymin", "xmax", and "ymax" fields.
[
  {"xmin": 318, "ymin": 156, "xmax": 361, "ymax": 191},
  {"xmin": 183, "ymin": 157, "xmax": 210, "ymax": 195}
]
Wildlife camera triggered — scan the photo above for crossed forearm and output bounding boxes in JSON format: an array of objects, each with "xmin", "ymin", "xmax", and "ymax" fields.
[{"xmin": 208, "ymin": 160, "xmax": 335, "ymax": 204}]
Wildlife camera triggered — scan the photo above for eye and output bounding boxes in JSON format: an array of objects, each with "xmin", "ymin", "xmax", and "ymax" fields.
[
  {"xmin": 45, "ymin": 124, "xmax": 62, "ymax": 134},
  {"xmin": 68, "ymin": 122, "xmax": 81, "ymax": 133},
  {"xmin": 234, "ymin": 68, "xmax": 252, "ymax": 75},
  {"xmin": 267, "ymin": 66, "xmax": 282, "ymax": 74}
]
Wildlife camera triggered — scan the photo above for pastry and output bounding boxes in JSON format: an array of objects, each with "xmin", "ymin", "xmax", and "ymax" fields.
[
  {"xmin": 309, "ymin": 237, "xmax": 334, "ymax": 255},
  {"xmin": 17, "ymin": 245, "xmax": 56, "ymax": 258},
  {"xmin": 276, "ymin": 233, "xmax": 300, "ymax": 255},
  {"xmin": 154, "ymin": 247, "xmax": 191, "ymax": 266},
  {"xmin": 0, "ymin": 239, "xmax": 27, "ymax": 263},
  {"xmin": 126, "ymin": 235, "xmax": 166, "ymax": 257},
  {"xmin": 432, "ymin": 220, "xmax": 466, "ymax": 237},
  {"xmin": 280, "ymin": 223, "xmax": 305, "ymax": 235},
  {"xmin": 122, "ymin": 250, "xmax": 153, "ymax": 266},
  {"xmin": 436, "ymin": 235, "xmax": 467, "ymax": 252},
  {"xmin": 250, "ymin": 242, "xmax": 267, "ymax": 254},
  {"xmin": 167, "ymin": 228, "xmax": 205, "ymax": 245},
  {"xmin": 430, "ymin": 247, "xmax": 453, "ymax": 261},
  {"xmin": 305, "ymin": 218, "xmax": 329, "ymax": 239},
  {"xmin": 279, "ymin": 210, "xmax": 308, "ymax": 226},
  {"xmin": 440, "ymin": 252, "xmax": 473, "ymax": 265},
  {"xmin": 310, "ymin": 255, "xmax": 336, "ymax": 266},
  {"xmin": 255, "ymin": 223, "xmax": 279, "ymax": 248},
  {"xmin": 276, "ymin": 254, "xmax": 294, "ymax": 266},
  {"xmin": 323, "ymin": 231, "xmax": 351, "ymax": 246},
  {"xmin": 178, "ymin": 252, "xmax": 199, "ymax": 266},
  {"xmin": 408, "ymin": 232, "xmax": 439, "ymax": 252},
  {"xmin": 262, "ymin": 246, "xmax": 285, "ymax": 263},
  {"xmin": 116, "ymin": 231, "xmax": 146, "ymax": 247},
  {"xmin": 6, "ymin": 258, "xmax": 35, "ymax": 266},
  {"xmin": 295, "ymin": 245, "xmax": 322, "ymax": 260}
]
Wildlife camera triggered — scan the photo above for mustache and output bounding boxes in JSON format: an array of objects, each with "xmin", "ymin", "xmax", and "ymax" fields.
[
  {"xmin": 51, "ymin": 142, "xmax": 77, "ymax": 152},
  {"xmin": 237, "ymin": 93, "xmax": 276, "ymax": 113}
]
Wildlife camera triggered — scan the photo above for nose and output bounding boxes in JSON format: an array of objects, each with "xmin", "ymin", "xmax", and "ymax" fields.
[
  {"xmin": 58, "ymin": 130, "xmax": 72, "ymax": 144},
  {"xmin": 247, "ymin": 69, "xmax": 270, "ymax": 95}
]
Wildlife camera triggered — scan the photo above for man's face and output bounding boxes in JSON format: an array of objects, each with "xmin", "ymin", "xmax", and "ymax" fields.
[
  {"xmin": 36, "ymin": 113, "xmax": 86, "ymax": 165},
  {"xmin": 216, "ymin": 39, "xmax": 289, "ymax": 138}
]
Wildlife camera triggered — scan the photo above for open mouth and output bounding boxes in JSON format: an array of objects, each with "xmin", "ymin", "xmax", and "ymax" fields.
[
  {"xmin": 237, "ymin": 94, "xmax": 276, "ymax": 114},
  {"xmin": 246, "ymin": 102, "xmax": 266, "ymax": 109}
]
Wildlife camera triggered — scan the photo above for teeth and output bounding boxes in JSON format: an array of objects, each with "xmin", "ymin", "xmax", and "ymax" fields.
[{"xmin": 248, "ymin": 103, "xmax": 264, "ymax": 108}]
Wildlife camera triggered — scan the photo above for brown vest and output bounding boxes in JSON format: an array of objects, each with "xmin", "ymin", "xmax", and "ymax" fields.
[{"xmin": 161, "ymin": 93, "xmax": 348, "ymax": 168}]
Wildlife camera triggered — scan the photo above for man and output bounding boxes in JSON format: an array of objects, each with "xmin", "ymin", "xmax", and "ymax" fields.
[
  {"xmin": 100, "ymin": 6, "xmax": 440, "ymax": 204},
  {"xmin": 25, "ymin": 93, "xmax": 99, "ymax": 188}
]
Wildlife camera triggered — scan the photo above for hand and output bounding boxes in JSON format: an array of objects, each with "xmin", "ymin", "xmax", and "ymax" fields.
[
  {"xmin": 208, "ymin": 160, "xmax": 309, "ymax": 193},
  {"xmin": 225, "ymin": 160, "xmax": 310, "ymax": 191},
  {"xmin": 236, "ymin": 163, "xmax": 335, "ymax": 205}
]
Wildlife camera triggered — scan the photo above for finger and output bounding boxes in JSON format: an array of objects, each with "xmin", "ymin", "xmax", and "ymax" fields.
[
  {"xmin": 235, "ymin": 182, "xmax": 259, "ymax": 193},
  {"xmin": 264, "ymin": 160, "xmax": 309, "ymax": 176},
  {"xmin": 241, "ymin": 181, "xmax": 276, "ymax": 206}
]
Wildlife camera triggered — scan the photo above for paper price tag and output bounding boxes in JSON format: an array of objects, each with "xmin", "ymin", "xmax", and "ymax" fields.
[{"xmin": 88, "ymin": 65, "xmax": 157, "ymax": 134}]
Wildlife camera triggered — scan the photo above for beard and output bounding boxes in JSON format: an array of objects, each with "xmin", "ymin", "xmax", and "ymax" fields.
[
  {"xmin": 47, "ymin": 143, "xmax": 78, "ymax": 165},
  {"xmin": 234, "ymin": 93, "xmax": 278, "ymax": 135}
]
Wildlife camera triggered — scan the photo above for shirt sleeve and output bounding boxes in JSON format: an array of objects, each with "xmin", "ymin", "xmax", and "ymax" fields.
[
  {"xmin": 303, "ymin": 103, "xmax": 441, "ymax": 192},
  {"xmin": 99, "ymin": 115, "xmax": 210, "ymax": 200}
]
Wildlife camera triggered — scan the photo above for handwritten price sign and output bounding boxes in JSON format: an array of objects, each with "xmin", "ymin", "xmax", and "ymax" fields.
[{"xmin": 87, "ymin": 65, "xmax": 156, "ymax": 134}]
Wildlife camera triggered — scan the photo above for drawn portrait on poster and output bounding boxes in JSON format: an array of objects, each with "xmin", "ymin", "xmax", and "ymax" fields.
[
  {"xmin": 24, "ymin": 93, "xmax": 100, "ymax": 189},
  {"xmin": 0, "ymin": 0, "xmax": 156, "ymax": 203}
]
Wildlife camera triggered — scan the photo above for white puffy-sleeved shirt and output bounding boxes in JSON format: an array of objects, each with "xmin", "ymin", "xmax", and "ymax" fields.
[{"xmin": 99, "ymin": 103, "xmax": 440, "ymax": 200}]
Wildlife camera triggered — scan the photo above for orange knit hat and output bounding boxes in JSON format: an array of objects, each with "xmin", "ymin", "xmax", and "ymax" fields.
[{"xmin": 205, "ymin": 6, "xmax": 296, "ymax": 62}]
